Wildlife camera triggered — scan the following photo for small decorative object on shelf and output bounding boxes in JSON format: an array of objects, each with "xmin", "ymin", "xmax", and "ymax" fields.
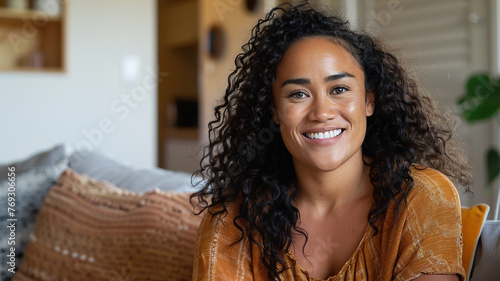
[
  {"xmin": 7, "ymin": 0, "xmax": 28, "ymax": 11},
  {"xmin": 34, "ymin": 0, "xmax": 62, "ymax": 16},
  {"xmin": 30, "ymin": 49, "xmax": 44, "ymax": 68}
]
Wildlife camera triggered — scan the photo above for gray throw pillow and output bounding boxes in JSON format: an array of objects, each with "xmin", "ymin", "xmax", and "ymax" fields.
[
  {"xmin": 68, "ymin": 150, "xmax": 201, "ymax": 193},
  {"xmin": 0, "ymin": 144, "xmax": 70, "ymax": 180},
  {"xmin": 470, "ymin": 220, "xmax": 500, "ymax": 280},
  {"xmin": 0, "ymin": 156, "xmax": 68, "ymax": 281}
]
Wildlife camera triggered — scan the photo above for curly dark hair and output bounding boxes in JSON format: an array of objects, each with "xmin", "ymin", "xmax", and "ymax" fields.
[{"xmin": 191, "ymin": 2, "xmax": 473, "ymax": 280}]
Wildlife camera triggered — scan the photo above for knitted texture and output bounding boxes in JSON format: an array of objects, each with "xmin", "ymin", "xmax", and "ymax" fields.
[{"xmin": 13, "ymin": 169, "xmax": 202, "ymax": 281}]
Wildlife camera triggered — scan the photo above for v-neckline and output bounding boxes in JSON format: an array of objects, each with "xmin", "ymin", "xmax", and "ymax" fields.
[{"xmin": 286, "ymin": 223, "xmax": 374, "ymax": 280}]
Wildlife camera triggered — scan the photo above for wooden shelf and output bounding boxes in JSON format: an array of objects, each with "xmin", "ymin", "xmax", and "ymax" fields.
[
  {"xmin": 0, "ymin": 0, "xmax": 65, "ymax": 71},
  {"xmin": 0, "ymin": 7, "xmax": 61, "ymax": 21},
  {"xmin": 6, "ymin": 66, "xmax": 64, "ymax": 72},
  {"xmin": 157, "ymin": 0, "xmax": 200, "ymax": 169},
  {"xmin": 163, "ymin": 127, "xmax": 199, "ymax": 139},
  {"xmin": 161, "ymin": 0, "xmax": 198, "ymax": 48}
]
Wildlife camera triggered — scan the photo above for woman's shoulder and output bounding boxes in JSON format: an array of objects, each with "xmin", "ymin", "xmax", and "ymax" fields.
[
  {"xmin": 406, "ymin": 164, "xmax": 461, "ymax": 209},
  {"xmin": 206, "ymin": 199, "xmax": 239, "ymax": 216},
  {"xmin": 386, "ymin": 164, "xmax": 466, "ymax": 280},
  {"xmin": 199, "ymin": 199, "xmax": 244, "ymax": 234},
  {"xmin": 193, "ymin": 199, "xmax": 255, "ymax": 281},
  {"xmin": 409, "ymin": 164, "xmax": 456, "ymax": 191}
]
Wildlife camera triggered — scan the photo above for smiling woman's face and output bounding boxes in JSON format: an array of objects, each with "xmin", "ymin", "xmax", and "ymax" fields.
[{"xmin": 272, "ymin": 36, "xmax": 375, "ymax": 173}]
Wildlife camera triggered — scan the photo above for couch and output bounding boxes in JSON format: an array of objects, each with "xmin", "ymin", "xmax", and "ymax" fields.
[
  {"xmin": 1, "ymin": 144, "xmax": 203, "ymax": 281},
  {"xmin": 1, "ymin": 144, "xmax": 499, "ymax": 281}
]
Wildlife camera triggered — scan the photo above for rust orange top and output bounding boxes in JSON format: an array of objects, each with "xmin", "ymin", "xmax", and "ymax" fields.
[{"xmin": 192, "ymin": 166, "xmax": 465, "ymax": 281}]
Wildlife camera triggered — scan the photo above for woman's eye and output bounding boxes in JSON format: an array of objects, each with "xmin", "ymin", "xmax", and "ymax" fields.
[
  {"xmin": 332, "ymin": 86, "xmax": 348, "ymax": 95},
  {"xmin": 289, "ymin": 91, "xmax": 308, "ymax": 99}
]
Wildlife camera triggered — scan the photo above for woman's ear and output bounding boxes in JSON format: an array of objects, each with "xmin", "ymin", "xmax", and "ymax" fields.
[
  {"xmin": 271, "ymin": 103, "xmax": 279, "ymax": 125},
  {"xmin": 366, "ymin": 92, "xmax": 375, "ymax": 117}
]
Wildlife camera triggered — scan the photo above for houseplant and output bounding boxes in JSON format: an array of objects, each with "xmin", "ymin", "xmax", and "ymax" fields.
[
  {"xmin": 457, "ymin": 73, "xmax": 500, "ymax": 186},
  {"xmin": 457, "ymin": 73, "xmax": 500, "ymax": 220}
]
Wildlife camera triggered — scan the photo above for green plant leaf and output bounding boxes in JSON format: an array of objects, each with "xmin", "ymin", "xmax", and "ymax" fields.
[
  {"xmin": 486, "ymin": 148, "xmax": 500, "ymax": 185},
  {"xmin": 466, "ymin": 73, "xmax": 491, "ymax": 97},
  {"xmin": 457, "ymin": 73, "xmax": 500, "ymax": 122}
]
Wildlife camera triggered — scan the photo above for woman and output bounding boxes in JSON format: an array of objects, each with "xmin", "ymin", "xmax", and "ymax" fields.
[{"xmin": 191, "ymin": 2, "xmax": 473, "ymax": 281}]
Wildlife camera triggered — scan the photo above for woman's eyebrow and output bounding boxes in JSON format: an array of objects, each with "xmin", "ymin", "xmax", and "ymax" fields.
[
  {"xmin": 281, "ymin": 78, "xmax": 310, "ymax": 87},
  {"xmin": 324, "ymin": 72, "xmax": 355, "ymax": 82},
  {"xmin": 281, "ymin": 73, "xmax": 356, "ymax": 88}
]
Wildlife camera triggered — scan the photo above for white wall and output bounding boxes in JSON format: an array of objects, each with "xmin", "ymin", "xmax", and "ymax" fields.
[{"xmin": 0, "ymin": 0, "xmax": 157, "ymax": 167}]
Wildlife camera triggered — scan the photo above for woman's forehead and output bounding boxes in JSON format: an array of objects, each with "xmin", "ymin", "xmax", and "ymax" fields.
[{"xmin": 275, "ymin": 37, "xmax": 364, "ymax": 80}]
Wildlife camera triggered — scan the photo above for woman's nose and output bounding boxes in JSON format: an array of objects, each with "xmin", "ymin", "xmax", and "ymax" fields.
[{"xmin": 308, "ymin": 94, "xmax": 338, "ymax": 122}]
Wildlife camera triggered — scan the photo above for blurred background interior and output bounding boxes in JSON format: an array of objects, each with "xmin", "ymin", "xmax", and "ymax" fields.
[{"xmin": 0, "ymin": 0, "xmax": 498, "ymax": 217}]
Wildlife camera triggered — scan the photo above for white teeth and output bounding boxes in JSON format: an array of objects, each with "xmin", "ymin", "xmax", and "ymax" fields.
[{"xmin": 306, "ymin": 129, "xmax": 342, "ymax": 139}]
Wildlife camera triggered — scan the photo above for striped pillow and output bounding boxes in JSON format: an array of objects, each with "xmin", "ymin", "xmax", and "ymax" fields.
[{"xmin": 13, "ymin": 169, "xmax": 203, "ymax": 281}]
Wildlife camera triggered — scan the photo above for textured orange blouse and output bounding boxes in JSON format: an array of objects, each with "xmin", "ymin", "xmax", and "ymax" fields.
[{"xmin": 192, "ymin": 166, "xmax": 465, "ymax": 281}]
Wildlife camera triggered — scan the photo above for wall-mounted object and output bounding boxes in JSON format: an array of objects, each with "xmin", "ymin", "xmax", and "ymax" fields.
[
  {"xmin": 246, "ymin": 0, "xmax": 258, "ymax": 12},
  {"xmin": 207, "ymin": 25, "xmax": 223, "ymax": 59}
]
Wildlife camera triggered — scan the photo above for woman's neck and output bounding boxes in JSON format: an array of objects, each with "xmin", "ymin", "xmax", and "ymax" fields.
[{"xmin": 293, "ymin": 154, "xmax": 373, "ymax": 216}]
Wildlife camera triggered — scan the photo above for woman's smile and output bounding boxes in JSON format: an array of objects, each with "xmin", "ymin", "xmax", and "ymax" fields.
[{"xmin": 304, "ymin": 128, "xmax": 343, "ymax": 140}]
